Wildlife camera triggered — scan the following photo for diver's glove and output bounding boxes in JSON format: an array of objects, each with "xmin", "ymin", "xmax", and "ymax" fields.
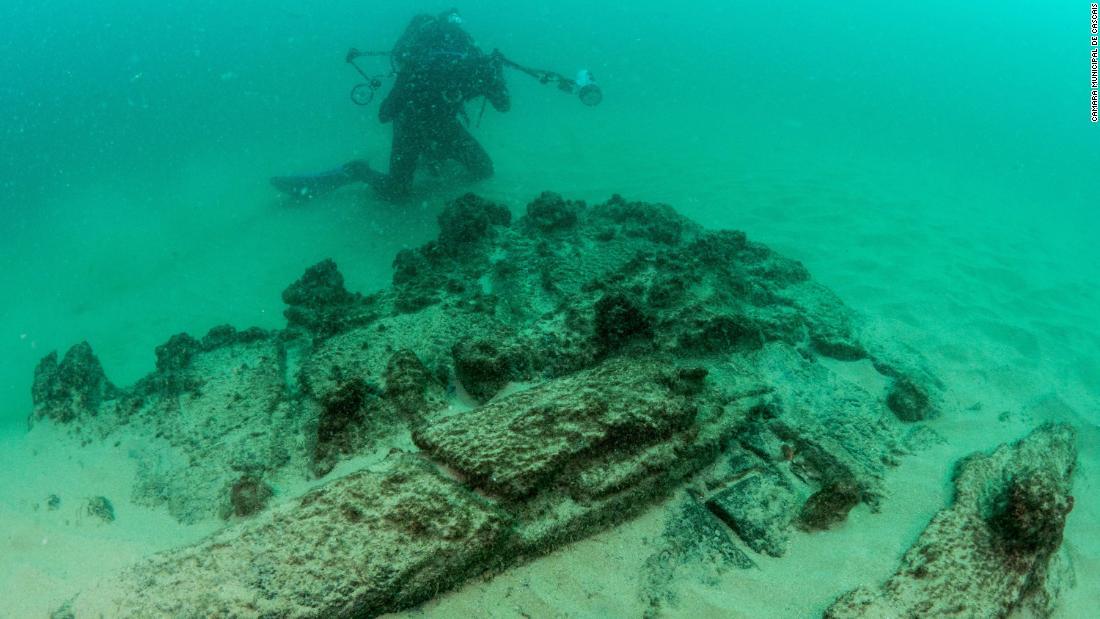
[{"xmin": 483, "ymin": 49, "xmax": 510, "ymax": 112}]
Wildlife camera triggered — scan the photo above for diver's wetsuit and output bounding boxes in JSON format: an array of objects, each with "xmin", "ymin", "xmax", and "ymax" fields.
[
  {"xmin": 271, "ymin": 12, "xmax": 509, "ymax": 201},
  {"xmin": 371, "ymin": 13, "xmax": 510, "ymax": 199}
]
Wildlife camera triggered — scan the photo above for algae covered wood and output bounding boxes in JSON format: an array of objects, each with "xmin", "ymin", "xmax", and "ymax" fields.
[{"xmin": 70, "ymin": 455, "xmax": 513, "ymax": 617}]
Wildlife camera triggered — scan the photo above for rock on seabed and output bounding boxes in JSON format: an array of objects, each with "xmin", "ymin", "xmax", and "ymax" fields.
[{"xmin": 826, "ymin": 423, "xmax": 1077, "ymax": 618}]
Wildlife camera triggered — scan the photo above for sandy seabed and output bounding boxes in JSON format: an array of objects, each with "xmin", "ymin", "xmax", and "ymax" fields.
[{"xmin": 1, "ymin": 120, "xmax": 1097, "ymax": 617}]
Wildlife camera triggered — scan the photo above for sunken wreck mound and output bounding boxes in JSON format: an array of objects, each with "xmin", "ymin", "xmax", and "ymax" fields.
[{"xmin": 29, "ymin": 191, "xmax": 1069, "ymax": 616}]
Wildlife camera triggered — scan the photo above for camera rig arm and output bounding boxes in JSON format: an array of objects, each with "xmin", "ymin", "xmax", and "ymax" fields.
[{"xmin": 344, "ymin": 47, "xmax": 601, "ymax": 107}]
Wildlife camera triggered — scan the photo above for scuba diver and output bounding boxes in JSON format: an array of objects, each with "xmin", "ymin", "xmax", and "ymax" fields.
[{"xmin": 271, "ymin": 9, "xmax": 511, "ymax": 202}]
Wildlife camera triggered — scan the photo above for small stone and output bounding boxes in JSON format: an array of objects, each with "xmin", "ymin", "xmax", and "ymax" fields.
[
  {"xmin": 797, "ymin": 477, "xmax": 862, "ymax": 531},
  {"xmin": 886, "ymin": 377, "xmax": 933, "ymax": 422},
  {"xmin": 86, "ymin": 496, "xmax": 115, "ymax": 523},
  {"xmin": 229, "ymin": 476, "xmax": 274, "ymax": 518}
]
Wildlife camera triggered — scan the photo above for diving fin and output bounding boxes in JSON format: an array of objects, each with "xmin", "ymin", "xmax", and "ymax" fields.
[{"xmin": 270, "ymin": 166, "xmax": 357, "ymax": 200}]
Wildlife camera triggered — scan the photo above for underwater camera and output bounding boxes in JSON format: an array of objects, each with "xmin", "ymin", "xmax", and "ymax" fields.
[{"xmin": 573, "ymin": 69, "xmax": 602, "ymax": 107}]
